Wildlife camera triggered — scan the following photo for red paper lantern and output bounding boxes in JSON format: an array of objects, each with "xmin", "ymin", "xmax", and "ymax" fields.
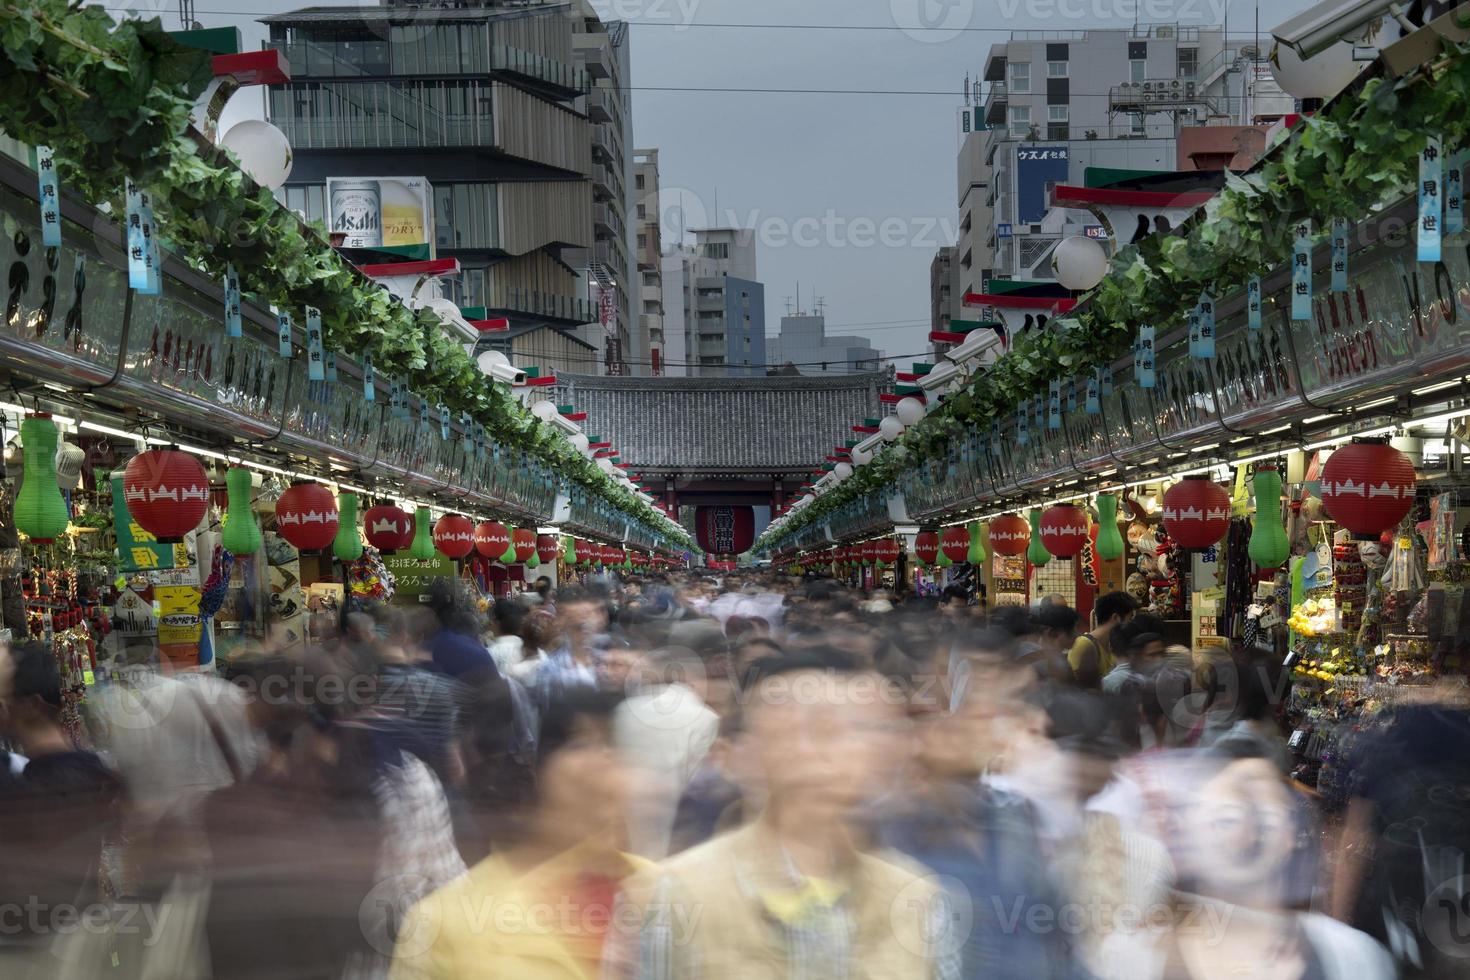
[
  {"xmin": 473, "ymin": 521, "xmax": 510, "ymax": 558},
  {"xmin": 364, "ymin": 502, "xmax": 412, "ymax": 553},
  {"xmin": 122, "ymin": 447, "xmax": 209, "ymax": 543},
  {"xmin": 988, "ymin": 513, "xmax": 1030, "ymax": 556},
  {"xmin": 694, "ymin": 506, "xmax": 756, "ymax": 555},
  {"xmin": 1321, "ymin": 439, "xmax": 1417, "ymax": 539},
  {"xmin": 861, "ymin": 539, "xmax": 878, "ymax": 564},
  {"xmin": 511, "ymin": 528, "xmax": 536, "ymax": 562},
  {"xmin": 876, "ymin": 538, "xmax": 901, "ymax": 565},
  {"xmin": 434, "ymin": 513, "xmax": 476, "ymax": 559},
  {"xmin": 940, "ymin": 526, "xmax": 970, "ymax": 563},
  {"xmin": 1039, "ymin": 504, "xmax": 1089, "ymax": 558},
  {"xmin": 574, "ymin": 539, "xmax": 594, "ymax": 564},
  {"xmin": 913, "ymin": 531, "xmax": 940, "ymax": 565},
  {"xmin": 275, "ymin": 481, "xmax": 339, "ymax": 552},
  {"xmin": 1162, "ymin": 476, "xmax": 1231, "ymax": 550},
  {"xmin": 536, "ymin": 534, "xmax": 561, "ymax": 564}
]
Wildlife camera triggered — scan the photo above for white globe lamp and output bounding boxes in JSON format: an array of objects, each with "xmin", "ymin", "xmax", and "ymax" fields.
[
  {"xmin": 833, "ymin": 462, "xmax": 854, "ymax": 480},
  {"xmin": 597, "ymin": 457, "xmax": 615, "ymax": 474},
  {"xmin": 879, "ymin": 415, "xmax": 904, "ymax": 442},
  {"xmin": 570, "ymin": 433, "xmax": 590, "ymax": 454},
  {"xmin": 219, "ymin": 120, "xmax": 293, "ymax": 190},
  {"xmin": 1051, "ymin": 235, "xmax": 1109, "ymax": 291},
  {"xmin": 530, "ymin": 400, "xmax": 558, "ymax": 422},
  {"xmin": 895, "ymin": 396, "xmax": 927, "ymax": 427},
  {"xmin": 851, "ymin": 446, "xmax": 873, "ymax": 466}
]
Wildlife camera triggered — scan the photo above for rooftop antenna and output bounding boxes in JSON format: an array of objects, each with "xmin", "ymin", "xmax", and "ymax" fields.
[
  {"xmin": 964, "ymin": 73, "xmax": 971, "ymax": 105},
  {"xmin": 784, "ymin": 295, "xmax": 795, "ymax": 315},
  {"xmin": 815, "ymin": 296, "xmax": 826, "ymax": 317}
]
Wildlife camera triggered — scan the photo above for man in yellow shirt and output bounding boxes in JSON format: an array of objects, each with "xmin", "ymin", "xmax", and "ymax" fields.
[{"xmin": 1068, "ymin": 591, "xmax": 1138, "ymax": 689}]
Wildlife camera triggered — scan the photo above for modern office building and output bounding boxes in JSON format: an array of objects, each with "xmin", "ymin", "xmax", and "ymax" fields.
[
  {"xmin": 666, "ymin": 228, "xmax": 766, "ymax": 378},
  {"xmin": 572, "ymin": 3, "xmax": 636, "ymax": 375},
  {"xmin": 942, "ymin": 24, "xmax": 1289, "ymax": 363},
  {"xmin": 633, "ymin": 148, "xmax": 663, "ymax": 375},
  {"xmin": 766, "ymin": 311, "xmax": 881, "ymax": 376},
  {"xmin": 261, "ymin": 1, "xmax": 630, "ymax": 376}
]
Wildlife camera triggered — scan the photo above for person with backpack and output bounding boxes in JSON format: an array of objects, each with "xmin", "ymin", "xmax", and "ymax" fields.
[{"xmin": 1069, "ymin": 591, "xmax": 1138, "ymax": 689}]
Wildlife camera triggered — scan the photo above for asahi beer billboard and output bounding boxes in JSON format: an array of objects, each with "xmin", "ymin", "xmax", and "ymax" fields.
[{"xmin": 326, "ymin": 177, "xmax": 433, "ymax": 250}]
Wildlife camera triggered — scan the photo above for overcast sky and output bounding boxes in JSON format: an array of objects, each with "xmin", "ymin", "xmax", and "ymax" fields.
[{"xmin": 142, "ymin": 0, "xmax": 1311, "ymax": 367}]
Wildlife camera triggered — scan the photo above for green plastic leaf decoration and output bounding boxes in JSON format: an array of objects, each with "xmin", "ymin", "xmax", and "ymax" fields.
[
  {"xmin": 1094, "ymin": 493, "xmax": 1125, "ymax": 561},
  {"xmin": 333, "ymin": 492, "xmax": 362, "ymax": 562},
  {"xmin": 220, "ymin": 466, "xmax": 261, "ymax": 556},
  {"xmin": 1026, "ymin": 508, "xmax": 1051, "ymax": 566},
  {"xmin": 1248, "ymin": 467, "xmax": 1290, "ymax": 569},
  {"xmin": 967, "ymin": 521, "xmax": 987, "ymax": 565},
  {"xmin": 410, "ymin": 506, "xmax": 436, "ymax": 560},
  {"xmin": 15, "ymin": 415, "xmax": 68, "ymax": 543}
]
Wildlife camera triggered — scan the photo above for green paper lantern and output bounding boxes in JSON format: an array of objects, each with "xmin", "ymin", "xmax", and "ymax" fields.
[
  {"xmin": 220, "ymin": 466, "xmax": 261, "ymax": 555},
  {"xmin": 936, "ymin": 548, "xmax": 953, "ymax": 568},
  {"xmin": 1248, "ymin": 466, "xmax": 1290, "ymax": 569},
  {"xmin": 966, "ymin": 521, "xmax": 987, "ymax": 565},
  {"xmin": 1094, "ymin": 493, "xmax": 1125, "ymax": 561},
  {"xmin": 563, "ymin": 536, "xmax": 576, "ymax": 563},
  {"xmin": 15, "ymin": 415, "xmax": 68, "ymax": 544},
  {"xmin": 1026, "ymin": 508, "xmax": 1051, "ymax": 566},
  {"xmin": 410, "ymin": 506, "xmax": 436, "ymax": 560},
  {"xmin": 333, "ymin": 492, "xmax": 362, "ymax": 562},
  {"xmin": 526, "ymin": 549, "xmax": 540, "ymax": 569},
  {"xmin": 499, "ymin": 529, "xmax": 518, "ymax": 564}
]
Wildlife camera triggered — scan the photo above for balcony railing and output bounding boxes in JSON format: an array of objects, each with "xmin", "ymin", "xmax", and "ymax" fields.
[{"xmin": 489, "ymin": 287, "xmax": 596, "ymax": 324}]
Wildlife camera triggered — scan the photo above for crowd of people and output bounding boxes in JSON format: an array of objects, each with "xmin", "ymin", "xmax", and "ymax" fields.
[{"xmin": 1, "ymin": 569, "xmax": 1467, "ymax": 979}]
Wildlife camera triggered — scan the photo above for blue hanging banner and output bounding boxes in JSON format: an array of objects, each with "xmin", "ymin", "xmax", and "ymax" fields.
[
  {"xmin": 1048, "ymin": 379, "xmax": 1061, "ymax": 430},
  {"xmin": 224, "ymin": 263, "xmax": 242, "ymax": 338},
  {"xmin": 1247, "ymin": 276, "xmax": 1262, "ymax": 330},
  {"xmin": 1100, "ymin": 365, "xmax": 1113, "ymax": 396},
  {"xmin": 1419, "ymin": 137, "xmax": 1443, "ymax": 263},
  {"xmin": 35, "ymin": 146, "xmax": 61, "ymax": 247},
  {"xmin": 420, "ymin": 396, "xmax": 431, "ymax": 429},
  {"xmin": 389, "ymin": 379, "xmax": 401, "ymax": 417},
  {"xmin": 363, "ymin": 353, "xmax": 375, "ymax": 401},
  {"xmin": 1196, "ymin": 291, "xmax": 1215, "ymax": 359},
  {"xmin": 138, "ymin": 185, "xmax": 161, "ymax": 295},
  {"xmin": 1017, "ymin": 404, "xmax": 1029, "ymax": 446},
  {"xmin": 1330, "ymin": 218, "xmax": 1349, "ymax": 291},
  {"xmin": 276, "ymin": 311, "xmax": 292, "ymax": 358},
  {"xmin": 439, "ymin": 404, "xmax": 451, "ymax": 441},
  {"xmin": 1291, "ymin": 220, "xmax": 1313, "ymax": 321},
  {"xmin": 124, "ymin": 180, "xmax": 150, "ymax": 292},
  {"xmin": 1065, "ymin": 377, "xmax": 1077, "ymax": 413},
  {"xmin": 325, "ymin": 352, "xmax": 338, "ymax": 383},
  {"xmin": 989, "ymin": 422, "xmax": 1001, "ymax": 458},
  {"xmin": 1137, "ymin": 325, "xmax": 1156, "ymax": 388},
  {"xmin": 305, "ymin": 306, "xmax": 325, "ymax": 380},
  {"xmin": 1188, "ymin": 304, "xmax": 1202, "ymax": 358},
  {"xmin": 1085, "ymin": 373, "xmax": 1100, "ymax": 414},
  {"xmin": 1447, "ymin": 150, "xmax": 1465, "ymax": 234},
  {"xmin": 1034, "ymin": 393, "xmax": 1046, "ymax": 434}
]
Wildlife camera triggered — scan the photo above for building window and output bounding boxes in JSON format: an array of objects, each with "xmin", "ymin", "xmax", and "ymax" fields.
[
  {"xmin": 705, "ymin": 242, "xmax": 729, "ymax": 259},
  {"xmin": 743, "ymin": 336, "xmax": 751, "ymax": 351},
  {"xmin": 1131, "ymin": 112, "xmax": 1147, "ymax": 135},
  {"xmin": 1130, "ymin": 59, "xmax": 1147, "ymax": 83},
  {"xmin": 1008, "ymin": 61, "xmax": 1030, "ymax": 94},
  {"xmin": 1047, "ymin": 104, "xmax": 1068, "ymax": 140},
  {"xmin": 1047, "ymin": 61, "xmax": 1068, "ymax": 77},
  {"xmin": 637, "ymin": 233, "xmax": 648, "ymax": 249},
  {"xmin": 637, "ymin": 204, "xmax": 647, "ymax": 219},
  {"xmin": 1008, "ymin": 104, "xmax": 1031, "ymax": 137},
  {"xmin": 1177, "ymin": 47, "xmax": 1198, "ymax": 79},
  {"xmin": 635, "ymin": 174, "xmax": 645, "ymax": 190},
  {"xmin": 1047, "ymin": 104, "xmax": 1068, "ymax": 122}
]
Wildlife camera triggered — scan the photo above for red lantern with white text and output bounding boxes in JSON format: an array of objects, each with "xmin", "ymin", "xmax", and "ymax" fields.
[
  {"xmin": 364, "ymin": 502, "xmax": 412, "ymax": 553},
  {"xmin": 913, "ymin": 531, "xmax": 940, "ymax": 565},
  {"xmin": 988, "ymin": 513, "xmax": 1030, "ymax": 556},
  {"xmin": 275, "ymin": 481, "xmax": 340, "ymax": 552},
  {"xmin": 434, "ymin": 514, "xmax": 476, "ymax": 559},
  {"xmin": 876, "ymin": 538, "xmax": 901, "ymax": 565},
  {"xmin": 940, "ymin": 526, "xmax": 970, "ymax": 563},
  {"xmin": 1039, "ymin": 504, "xmax": 1089, "ymax": 558},
  {"xmin": 122, "ymin": 447, "xmax": 209, "ymax": 543},
  {"xmin": 474, "ymin": 521, "xmax": 510, "ymax": 558},
  {"xmin": 536, "ymin": 534, "xmax": 561, "ymax": 564},
  {"xmin": 1321, "ymin": 439, "xmax": 1417, "ymax": 539},
  {"xmin": 512, "ymin": 528, "xmax": 536, "ymax": 562},
  {"xmin": 861, "ymin": 540, "xmax": 878, "ymax": 565},
  {"xmin": 1162, "ymin": 476, "xmax": 1231, "ymax": 550}
]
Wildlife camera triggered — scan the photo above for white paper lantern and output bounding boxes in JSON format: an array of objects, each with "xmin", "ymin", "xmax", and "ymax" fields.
[
  {"xmin": 219, "ymin": 120, "xmax": 293, "ymax": 191},
  {"xmin": 879, "ymin": 416, "xmax": 904, "ymax": 442},
  {"xmin": 1051, "ymin": 235, "xmax": 1109, "ymax": 291},
  {"xmin": 1269, "ymin": 40, "xmax": 1367, "ymax": 101},
  {"xmin": 833, "ymin": 462, "xmax": 853, "ymax": 480},
  {"xmin": 530, "ymin": 400, "xmax": 558, "ymax": 422},
  {"xmin": 895, "ymin": 396, "xmax": 927, "ymax": 427}
]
